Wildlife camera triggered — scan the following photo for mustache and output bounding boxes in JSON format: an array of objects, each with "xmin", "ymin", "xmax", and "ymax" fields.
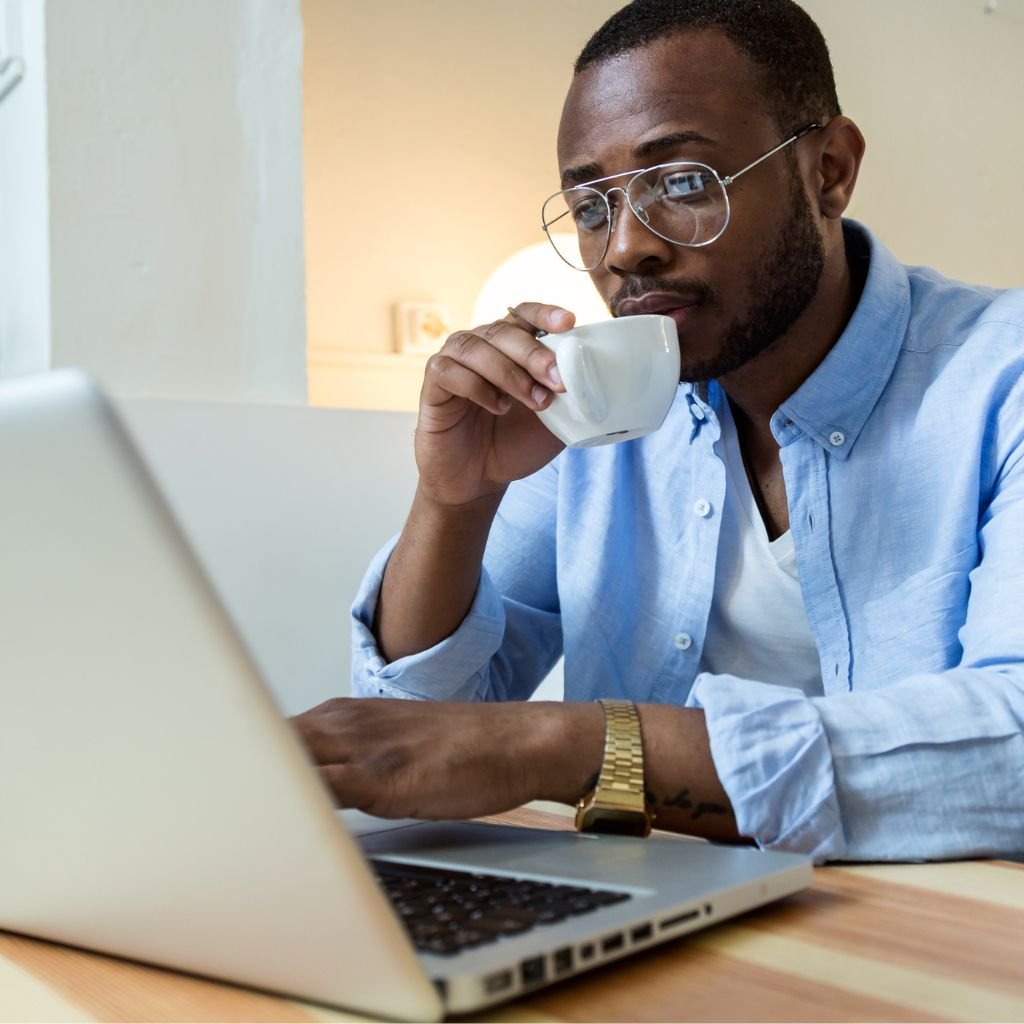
[{"xmin": 609, "ymin": 276, "xmax": 715, "ymax": 316}]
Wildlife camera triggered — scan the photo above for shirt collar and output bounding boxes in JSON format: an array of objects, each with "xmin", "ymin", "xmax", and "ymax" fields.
[
  {"xmin": 775, "ymin": 220, "xmax": 911, "ymax": 460},
  {"xmin": 682, "ymin": 221, "xmax": 911, "ymax": 460}
]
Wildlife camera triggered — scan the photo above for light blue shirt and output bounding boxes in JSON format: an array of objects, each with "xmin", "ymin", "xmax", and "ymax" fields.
[{"xmin": 351, "ymin": 222, "xmax": 1024, "ymax": 863}]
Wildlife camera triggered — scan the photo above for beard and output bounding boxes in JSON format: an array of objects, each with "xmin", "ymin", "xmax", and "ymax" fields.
[{"xmin": 609, "ymin": 174, "xmax": 826, "ymax": 383}]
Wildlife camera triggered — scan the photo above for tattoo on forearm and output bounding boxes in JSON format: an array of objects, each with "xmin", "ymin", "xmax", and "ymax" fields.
[
  {"xmin": 692, "ymin": 801, "xmax": 728, "ymax": 819},
  {"xmin": 662, "ymin": 788, "xmax": 694, "ymax": 810},
  {"xmin": 593, "ymin": 778, "xmax": 728, "ymax": 822},
  {"xmin": 654, "ymin": 788, "xmax": 727, "ymax": 820}
]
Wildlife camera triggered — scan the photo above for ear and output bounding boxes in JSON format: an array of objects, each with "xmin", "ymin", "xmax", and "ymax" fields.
[{"xmin": 804, "ymin": 116, "xmax": 866, "ymax": 221}]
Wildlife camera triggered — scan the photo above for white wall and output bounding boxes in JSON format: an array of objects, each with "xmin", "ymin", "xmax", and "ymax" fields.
[
  {"xmin": 1, "ymin": 0, "xmax": 309, "ymax": 403},
  {"xmin": 0, "ymin": 0, "xmax": 50, "ymax": 378},
  {"xmin": 119, "ymin": 400, "xmax": 420, "ymax": 715}
]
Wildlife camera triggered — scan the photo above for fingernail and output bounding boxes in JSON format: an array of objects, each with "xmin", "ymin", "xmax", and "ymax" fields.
[
  {"xmin": 548, "ymin": 364, "xmax": 563, "ymax": 389},
  {"xmin": 532, "ymin": 384, "xmax": 550, "ymax": 406},
  {"xmin": 497, "ymin": 396, "xmax": 512, "ymax": 413}
]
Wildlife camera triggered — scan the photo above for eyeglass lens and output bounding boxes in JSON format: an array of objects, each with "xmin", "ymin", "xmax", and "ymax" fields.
[{"xmin": 542, "ymin": 163, "xmax": 730, "ymax": 271}]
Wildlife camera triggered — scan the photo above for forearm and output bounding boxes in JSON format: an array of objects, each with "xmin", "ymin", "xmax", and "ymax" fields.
[
  {"xmin": 537, "ymin": 701, "xmax": 744, "ymax": 845},
  {"xmin": 294, "ymin": 698, "xmax": 744, "ymax": 836},
  {"xmin": 375, "ymin": 484, "xmax": 504, "ymax": 663},
  {"xmin": 637, "ymin": 703, "xmax": 744, "ymax": 842}
]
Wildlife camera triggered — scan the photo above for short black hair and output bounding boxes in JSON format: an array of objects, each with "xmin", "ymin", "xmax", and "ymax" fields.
[{"xmin": 575, "ymin": 0, "xmax": 841, "ymax": 133}]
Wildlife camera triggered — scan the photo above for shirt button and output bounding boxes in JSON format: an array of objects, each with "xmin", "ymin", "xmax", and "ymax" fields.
[
  {"xmin": 829, "ymin": 430, "xmax": 846, "ymax": 447},
  {"xmin": 693, "ymin": 498, "xmax": 712, "ymax": 518},
  {"xmin": 674, "ymin": 632, "xmax": 693, "ymax": 651}
]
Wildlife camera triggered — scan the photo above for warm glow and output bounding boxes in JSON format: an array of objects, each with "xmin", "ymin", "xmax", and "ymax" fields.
[
  {"xmin": 309, "ymin": 236, "xmax": 613, "ymax": 412},
  {"xmin": 471, "ymin": 236, "xmax": 612, "ymax": 328}
]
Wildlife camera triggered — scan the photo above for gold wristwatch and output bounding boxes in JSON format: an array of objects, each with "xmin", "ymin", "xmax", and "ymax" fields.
[{"xmin": 575, "ymin": 699, "xmax": 654, "ymax": 837}]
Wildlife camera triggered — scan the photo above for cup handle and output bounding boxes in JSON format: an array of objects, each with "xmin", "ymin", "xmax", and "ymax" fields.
[{"xmin": 556, "ymin": 337, "xmax": 609, "ymax": 424}]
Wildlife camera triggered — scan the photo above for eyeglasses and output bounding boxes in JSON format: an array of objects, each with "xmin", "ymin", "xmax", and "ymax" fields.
[{"xmin": 541, "ymin": 123, "xmax": 822, "ymax": 272}]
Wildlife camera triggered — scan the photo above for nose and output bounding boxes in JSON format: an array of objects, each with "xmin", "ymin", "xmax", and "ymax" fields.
[{"xmin": 601, "ymin": 186, "xmax": 675, "ymax": 278}]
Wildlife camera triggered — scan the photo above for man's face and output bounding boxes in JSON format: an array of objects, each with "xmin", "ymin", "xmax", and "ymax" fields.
[{"xmin": 558, "ymin": 31, "xmax": 826, "ymax": 383}]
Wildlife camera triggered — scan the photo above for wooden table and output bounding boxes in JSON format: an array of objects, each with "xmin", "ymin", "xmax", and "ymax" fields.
[{"xmin": 1, "ymin": 808, "xmax": 1022, "ymax": 1023}]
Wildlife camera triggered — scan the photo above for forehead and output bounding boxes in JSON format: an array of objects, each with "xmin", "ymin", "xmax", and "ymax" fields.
[{"xmin": 557, "ymin": 31, "xmax": 773, "ymax": 172}]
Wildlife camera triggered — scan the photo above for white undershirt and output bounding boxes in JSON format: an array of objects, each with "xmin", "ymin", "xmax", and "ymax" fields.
[{"xmin": 699, "ymin": 401, "xmax": 824, "ymax": 696}]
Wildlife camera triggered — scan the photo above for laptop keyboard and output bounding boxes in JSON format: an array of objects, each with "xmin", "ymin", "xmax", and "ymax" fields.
[{"xmin": 371, "ymin": 858, "xmax": 632, "ymax": 956}]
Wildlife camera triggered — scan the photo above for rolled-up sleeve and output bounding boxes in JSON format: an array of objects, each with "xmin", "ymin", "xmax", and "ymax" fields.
[
  {"xmin": 689, "ymin": 332, "xmax": 1024, "ymax": 864},
  {"xmin": 351, "ymin": 536, "xmax": 508, "ymax": 701},
  {"xmin": 688, "ymin": 667, "xmax": 1024, "ymax": 863},
  {"xmin": 686, "ymin": 675, "xmax": 845, "ymax": 862},
  {"xmin": 350, "ymin": 462, "xmax": 564, "ymax": 703}
]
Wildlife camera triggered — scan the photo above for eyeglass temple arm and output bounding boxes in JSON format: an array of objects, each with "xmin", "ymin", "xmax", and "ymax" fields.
[{"xmin": 721, "ymin": 122, "xmax": 822, "ymax": 188}]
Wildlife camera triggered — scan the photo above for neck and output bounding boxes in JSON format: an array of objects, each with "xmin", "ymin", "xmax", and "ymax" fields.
[{"xmin": 718, "ymin": 227, "xmax": 865, "ymax": 434}]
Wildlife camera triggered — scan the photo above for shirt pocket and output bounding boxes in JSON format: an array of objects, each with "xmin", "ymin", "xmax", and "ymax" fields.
[{"xmin": 862, "ymin": 545, "xmax": 975, "ymax": 670}]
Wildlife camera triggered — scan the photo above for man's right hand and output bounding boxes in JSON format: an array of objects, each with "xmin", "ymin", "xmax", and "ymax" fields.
[
  {"xmin": 374, "ymin": 303, "xmax": 578, "ymax": 662},
  {"xmin": 414, "ymin": 303, "xmax": 577, "ymax": 510}
]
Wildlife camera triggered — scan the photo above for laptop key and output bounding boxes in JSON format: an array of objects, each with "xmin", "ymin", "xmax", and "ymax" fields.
[
  {"xmin": 539, "ymin": 885, "xmax": 582, "ymax": 901},
  {"xmin": 421, "ymin": 937, "xmax": 462, "ymax": 955},
  {"xmin": 470, "ymin": 916, "xmax": 534, "ymax": 936},
  {"xmin": 412, "ymin": 922, "xmax": 449, "ymax": 938},
  {"xmin": 564, "ymin": 898, "xmax": 601, "ymax": 915},
  {"xmin": 531, "ymin": 906, "xmax": 571, "ymax": 923},
  {"xmin": 449, "ymin": 928, "xmax": 497, "ymax": 947},
  {"xmin": 448, "ymin": 897, "xmax": 487, "ymax": 913}
]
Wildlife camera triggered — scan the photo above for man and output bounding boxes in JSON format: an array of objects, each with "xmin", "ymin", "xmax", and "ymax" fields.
[{"xmin": 294, "ymin": 0, "xmax": 1024, "ymax": 862}]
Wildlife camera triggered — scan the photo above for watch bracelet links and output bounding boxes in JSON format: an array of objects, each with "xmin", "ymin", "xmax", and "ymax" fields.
[{"xmin": 595, "ymin": 698, "xmax": 646, "ymax": 811}]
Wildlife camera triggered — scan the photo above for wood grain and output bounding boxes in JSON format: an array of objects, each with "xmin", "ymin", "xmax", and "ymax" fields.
[
  {"xmin": 0, "ymin": 930, "xmax": 325, "ymax": 1024},
  {"xmin": 1, "ymin": 809, "xmax": 1022, "ymax": 1023}
]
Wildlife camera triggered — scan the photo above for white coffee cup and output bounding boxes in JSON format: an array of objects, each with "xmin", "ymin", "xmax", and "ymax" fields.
[{"xmin": 536, "ymin": 315, "xmax": 680, "ymax": 448}]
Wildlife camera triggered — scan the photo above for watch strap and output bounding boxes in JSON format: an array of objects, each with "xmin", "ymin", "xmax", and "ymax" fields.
[
  {"xmin": 575, "ymin": 699, "xmax": 653, "ymax": 835},
  {"xmin": 594, "ymin": 699, "xmax": 646, "ymax": 809}
]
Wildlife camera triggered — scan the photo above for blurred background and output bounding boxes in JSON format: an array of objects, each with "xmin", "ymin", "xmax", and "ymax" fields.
[
  {"xmin": 1, "ymin": 1, "xmax": 1021, "ymax": 711},
  {"xmin": 2, "ymin": 0, "xmax": 1022, "ymax": 412}
]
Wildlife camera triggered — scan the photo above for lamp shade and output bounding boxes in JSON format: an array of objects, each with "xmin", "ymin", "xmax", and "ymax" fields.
[{"xmin": 471, "ymin": 235, "xmax": 611, "ymax": 328}]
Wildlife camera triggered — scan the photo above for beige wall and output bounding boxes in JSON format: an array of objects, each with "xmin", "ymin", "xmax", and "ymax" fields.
[
  {"xmin": 304, "ymin": 0, "xmax": 1024, "ymax": 409},
  {"xmin": 303, "ymin": 0, "xmax": 621, "ymax": 409},
  {"xmin": 805, "ymin": 0, "xmax": 1023, "ymax": 283}
]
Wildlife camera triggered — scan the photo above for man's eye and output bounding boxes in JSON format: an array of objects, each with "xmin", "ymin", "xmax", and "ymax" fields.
[
  {"xmin": 662, "ymin": 170, "xmax": 707, "ymax": 199},
  {"xmin": 572, "ymin": 197, "xmax": 608, "ymax": 231}
]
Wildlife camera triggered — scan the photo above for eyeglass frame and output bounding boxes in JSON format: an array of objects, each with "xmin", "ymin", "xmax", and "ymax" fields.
[{"xmin": 541, "ymin": 122, "xmax": 823, "ymax": 271}]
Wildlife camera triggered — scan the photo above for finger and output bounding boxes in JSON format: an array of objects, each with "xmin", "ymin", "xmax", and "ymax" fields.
[
  {"xmin": 511, "ymin": 303, "xmax": 576, "ymax": 336},
  {"xmin": 424, "ymin": 336, "xmax": 555, "ymax": 413},
  {"xmin": 479, "ymin": 318, "xmax": 565, "ymax": 393},
  {"xmin": 290, "ymin": 707, "xmax": 358, "ymax": 764}
]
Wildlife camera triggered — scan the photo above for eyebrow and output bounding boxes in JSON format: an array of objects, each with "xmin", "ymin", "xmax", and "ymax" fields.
[{"xmin": 559, "ymin": 130, "xmax": 717, "ymax": 188}]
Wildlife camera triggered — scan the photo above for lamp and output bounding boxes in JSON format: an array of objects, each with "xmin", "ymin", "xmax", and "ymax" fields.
[{"xmin": 471, "ymin": 235, "xmax": 611, "ymax": 328}]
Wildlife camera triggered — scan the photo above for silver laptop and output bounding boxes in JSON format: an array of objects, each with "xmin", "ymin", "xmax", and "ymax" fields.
[{"xmin": 0, "ymin": 369, "xmax": 812, "ymax": 1021}]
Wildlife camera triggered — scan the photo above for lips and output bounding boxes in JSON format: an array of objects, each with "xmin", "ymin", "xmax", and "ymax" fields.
[{"xmin": 614, "ymin": 292, "xmax": 704, "ymax": 318}]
